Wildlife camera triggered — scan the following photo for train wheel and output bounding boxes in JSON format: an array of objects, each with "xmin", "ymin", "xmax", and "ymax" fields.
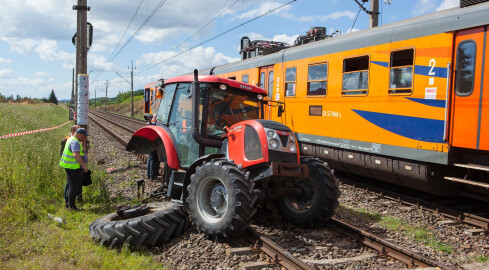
[
  {"xmin": 187, "ymin": 159, "xmax": 257, "ymax": 238},
  {"xmin": 278, "ymin": 158, "xmax": 340, "ymax": 228},
  {"xmin": 89, "ymin": 201, "xmax": 188, "ymax": 248}
]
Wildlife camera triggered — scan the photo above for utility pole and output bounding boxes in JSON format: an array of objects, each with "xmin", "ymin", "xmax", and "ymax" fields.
[
  {"xmin": 73, "ymin": 0, "xmax": 90, "ymax": 129},
  {"xmin": 128, "ymin": 60, "xmax": 136, "ymax": 118},
  {"xmin": 369, "ymin": 0, "xmax": 379, "ymax": 28},
  {"xmin": 105, "ymin": 80, "xmax": 109, "ymax": 112},
  {"xmin": 94, "ymin": 88, "xmax": 96, "ymax": 109}
]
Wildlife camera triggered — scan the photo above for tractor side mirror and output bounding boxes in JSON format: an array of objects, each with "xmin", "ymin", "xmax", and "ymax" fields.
[
  {"xmin": 156, "ymin": 87, "xmax": 164, "ymax": 99},
  {"xmin": 278, "ymin": 105, "xmax": 284, "ymax": 117}
]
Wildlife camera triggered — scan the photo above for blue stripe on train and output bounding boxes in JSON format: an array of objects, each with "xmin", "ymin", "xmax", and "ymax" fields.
[
  {"xmin": 371, "ymin": 61, "xmax": 388, "ymax": 67},
  {"xmin": 405, "ymin": 98, "xmax": 446, "ymax": 108},
  {"xmin": 414, "ymin": 65, "xmax": 447, "ymax": 78},
  {"xmin": 370, "ymin": 62, "xmax": 447, "ymax": 78},
  {"xmin": 352, "ymin": 109, "xmax": 444, "ymax": 143}
]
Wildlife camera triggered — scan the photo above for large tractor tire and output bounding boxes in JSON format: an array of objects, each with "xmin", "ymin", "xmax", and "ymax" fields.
[
  {"xmin": 89, "ymin": 202, "xmax": 189, "ymax": 248},
  {"xmin": 278, "ymin": 158, "xmax": 340, "ymax": 228},
  {"xmin": 187, "ymin": 159, "xmax": 257, "ymax": 238}
]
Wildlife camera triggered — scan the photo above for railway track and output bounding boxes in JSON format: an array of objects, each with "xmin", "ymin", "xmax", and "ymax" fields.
[
  {"xmin": 89, "ymin": 110, "xmax": 455, "ymax": 269},
  {"xmin": 339, "ymin": 176, "xmax": 489, "ymax": 232}
]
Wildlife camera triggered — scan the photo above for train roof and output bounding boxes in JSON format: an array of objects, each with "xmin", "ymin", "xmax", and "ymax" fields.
[
  {"xmin": 165, "ymin": 75, "xmax": 267, "ymax": 95},
  {"xmin": 202, "ymin": 2, "xmax": 489, "ymax": 75}
]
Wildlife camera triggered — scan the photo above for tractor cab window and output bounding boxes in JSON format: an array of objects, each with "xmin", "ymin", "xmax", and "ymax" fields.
[
  {"xmin": 156, "ymin": 83, "xmax": 177, "ymax": 124},
  {"xmin": 206, "ymin": 85, "xmax": 261, "ymax": 138},
  {"xmin": 167, "ymin": 82, "xmax": 204, "ymax": 168}
]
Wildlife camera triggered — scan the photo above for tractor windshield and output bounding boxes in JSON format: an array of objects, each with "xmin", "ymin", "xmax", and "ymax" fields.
[{"xmin": 205, "ymin": 84, "xmax": 261, "ymax": 137}]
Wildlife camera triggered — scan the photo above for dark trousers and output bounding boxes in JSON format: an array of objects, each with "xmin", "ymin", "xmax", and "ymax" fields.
[
  {"xmin": 64, "ymin": 168, "xmax": 83, "ymax": 209},
  {"xmin": 146, "ymin": 151, "xmax": 160, "ymax": 179}
]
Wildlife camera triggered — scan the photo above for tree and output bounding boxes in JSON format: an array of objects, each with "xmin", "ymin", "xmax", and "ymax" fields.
[{"xmin": 48, "ymin": 89, "xmax": 58, "ymax": 105}]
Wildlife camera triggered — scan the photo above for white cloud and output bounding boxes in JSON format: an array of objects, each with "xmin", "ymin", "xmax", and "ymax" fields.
[
  {"xmin": 0, "ymin": 69, "xmax": 13, "ymax": 77},
  {"xmin": 0, "ymin": 58, "xmax": 13, "ymax": 64},
  {"xmin": 282, "ymin": 10, "xmax": 356, "ymax": 22},
  {"xmin": 1, "ymin": 37, "xmax": 40, "ymax": 55},
  {"xmin": 35, "ymin": 40, "xmax": 73, "ymax": 62},
  {"xmin": 436, "ymin": 0, "xmax": 459, "ymax": 11},
  {"xmin": 412, "ymin": 0, "xmax": 437, "ymax": 15},
  {"xmin": 138, "ymin": 46, "xmax": 239, "ymax": 79},
  {"xmin": 136, "ymin": 27, "xmax": 183, "ymax": 44},
  {"xmin": 34, "ymin": 72, "xmax": 51, "ymax": 77},
  {"xmin": 245, "ymin": 33, "xmax": 298, "ymax": 46}
]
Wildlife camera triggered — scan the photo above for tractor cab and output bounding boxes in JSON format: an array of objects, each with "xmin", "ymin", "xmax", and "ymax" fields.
[{"xmin": 127, "ymin": 70, "xmax": 339, "ymax": 238}]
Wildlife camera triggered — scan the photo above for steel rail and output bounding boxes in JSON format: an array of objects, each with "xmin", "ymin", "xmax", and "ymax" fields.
[
  {"xmin": 340, "ymin": 178, "xmax": 489, "ymax": 231},
  {"xmin": 88, "ymin": 114, "xmax": 128, "ymax": 147},
  {"xmin": 330, "ymin": 218, "xmax": 454, "ymax": 269},
  {"xmin": 89, "ymin": 111, "xmax": 141, "ymax": 134},
  {"xmin": 90, "ymin": 109, "xmax": 146, "ymax": 125},
  {"xmin": 245, "ymin": 228, "xmax": 314, "ymax": 270}
]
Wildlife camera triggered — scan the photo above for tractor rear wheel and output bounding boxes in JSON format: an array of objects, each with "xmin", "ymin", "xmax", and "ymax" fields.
[
  {"xmin": 187, "ymin": 159, "xmax": 257, "ymax": 238},
  {"xmin": 89, "ymin": 201, "xmax": 189, "ymax": 248},
  {"xmin": 277, "ymin": 158, "xmax": 340, "ymax": 228}
]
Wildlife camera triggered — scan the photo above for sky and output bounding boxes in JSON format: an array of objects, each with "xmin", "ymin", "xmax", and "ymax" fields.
[{"xmin": 0, "ymin": 0, "xmax": 459, "ymax": 100}]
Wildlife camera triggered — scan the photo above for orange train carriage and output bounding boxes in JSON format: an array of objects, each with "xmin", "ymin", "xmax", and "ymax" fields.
[
  {"xmin": 196, "ymin": 1, "xmax": 489, "ymax": 201},
  {"xmin": 143, "ymin": 79, "xmax": 164, "ymax": 120}
]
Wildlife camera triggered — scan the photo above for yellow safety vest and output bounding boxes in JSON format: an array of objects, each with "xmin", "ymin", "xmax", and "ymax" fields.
[{"xmin": 59, "ymin": 136, "xmax": 84, "ymax": 169}]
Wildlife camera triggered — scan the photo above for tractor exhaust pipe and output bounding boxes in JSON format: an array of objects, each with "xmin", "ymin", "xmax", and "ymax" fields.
[{"xmin": 192, "ymin": 69, "xmax": 223, "ymax": 148}]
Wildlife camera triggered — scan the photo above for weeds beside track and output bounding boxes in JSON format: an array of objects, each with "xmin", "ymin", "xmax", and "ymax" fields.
[{"xmin": 0, "ymin": 103, "xmax": 164, "ymax": 269}]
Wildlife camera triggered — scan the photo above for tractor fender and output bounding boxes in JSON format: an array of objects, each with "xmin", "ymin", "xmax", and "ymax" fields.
[
  {"xmin": 182, "ymin": 153, "xmax": 225, "ymax": 211},
  {"xmin": 126, "ymin": 125, "xmax": 180, "ymax": 170}
]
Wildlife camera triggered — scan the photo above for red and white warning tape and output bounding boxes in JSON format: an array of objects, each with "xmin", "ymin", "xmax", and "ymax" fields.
[
  {"xmin": 0, "ymin": 120, "xmax": 74, "ymax": 139},
  {"xmin": 107, "ymin": 167, "xmax": 114, "ymax": 173},
  {"xmin": 70, "ymin": 107, "xmax": 77, "ymax": 120}
]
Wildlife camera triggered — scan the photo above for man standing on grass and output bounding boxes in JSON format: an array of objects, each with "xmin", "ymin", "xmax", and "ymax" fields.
[{"xmin": 59, "ymin": 128, "xmax": 89, "ymax": 210}]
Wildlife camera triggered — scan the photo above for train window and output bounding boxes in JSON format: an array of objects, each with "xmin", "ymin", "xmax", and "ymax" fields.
[
  {"xmin": 307, "ymin": 63, "xmax": 327, "ymax": 96},
  {"xmin": 285, "ymin": 67, "xmax": 296, "ymax": 97},
  {"xmin": 242, "ymin": 75, "xmax": 249, "ymax": 84},
  {"xmin": 389, "ymin": 49, "xmax": 414, "ymax": 94},
  {"xmin": 342, "ymin": 56, "xmax": 369, "ymax": 95},
  {"xmin": 268, "ymin": 71, "xmax": 274, "ymax": 97},
  {"xmin": 455, "ymin": 40, "xmax": 476, "ymax": 96},
  {"xmin": 260, "ymin": 72, "xmax": 265, "ymax": 88}
]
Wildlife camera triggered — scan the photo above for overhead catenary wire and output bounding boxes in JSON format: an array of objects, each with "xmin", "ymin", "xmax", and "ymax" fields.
[
  {"xmin": 138, "ymin": 0, "xmax": 241, "ymax": 72},
  {"xmin": 92, "ymin": 0, "xmax": 169, "ymax": 82},
  {"xmin": 136, "ymin": 0, "xmax": 297, "ymax": 76}
]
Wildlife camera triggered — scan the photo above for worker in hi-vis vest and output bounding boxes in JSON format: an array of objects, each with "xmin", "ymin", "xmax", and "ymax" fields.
[{"xmin": 60, "ymin": 128, "xmax": 89, "ymax": 211}]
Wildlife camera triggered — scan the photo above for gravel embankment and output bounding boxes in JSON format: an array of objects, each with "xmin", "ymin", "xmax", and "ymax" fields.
[{"xmin": 88, "ymin": 121, "xmax": 488, "ymax": 269}]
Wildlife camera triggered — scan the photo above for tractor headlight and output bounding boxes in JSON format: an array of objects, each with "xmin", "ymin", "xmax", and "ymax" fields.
[
  {"xmin": 268, "ymin": 138, "xmax": 280, "ymax": 149},
  {"xmin": 288, "ymin": 142, "xmax": 297, "ymax": 152},
  {"xmin": 267, "ymin": 130, "xmax": 275, "ymax": 138}
]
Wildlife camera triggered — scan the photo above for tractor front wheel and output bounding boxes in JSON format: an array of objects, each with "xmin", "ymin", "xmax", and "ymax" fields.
[
  {"xmin": 277, "ymin": 158, "xmax": 340, "ymax": 228},
  {"xmin": 187, "ymin": 159, "xmax": 257, "ymax": 238}
]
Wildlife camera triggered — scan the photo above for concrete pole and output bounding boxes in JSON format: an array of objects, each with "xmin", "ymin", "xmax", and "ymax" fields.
[
  {"xmin": 129, "ymin": 60, "xmax": 136, "ymax": 118},
  {"xmin": 105, "ymin": 80, "xmax": 109, "ymax": 112},
  {"xmin": 369, "ymin": 0, "xmax": 379, "ymax": 28}
]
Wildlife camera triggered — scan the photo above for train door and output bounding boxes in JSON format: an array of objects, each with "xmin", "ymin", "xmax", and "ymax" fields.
[
  {"xmin": 259, "ymin": 65, "xmax": 274, "ymax": 119},
  {"xmin": 450, "ymin": 26, "xmax": 489, "ymax": 150}
]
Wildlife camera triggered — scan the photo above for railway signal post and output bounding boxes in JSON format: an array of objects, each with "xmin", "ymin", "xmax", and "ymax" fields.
[{"xmin": 73, "ymin": 0, "xmax": 90, "ymax": 130}]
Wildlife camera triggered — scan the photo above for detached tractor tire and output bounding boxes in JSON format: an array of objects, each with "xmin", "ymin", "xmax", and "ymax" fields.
[
  {"xmin": 187, "ymin": 159, "xmax": 257, "ymax": 238},
  {"xmin": 278, "ymin": 158, "xmax": 340, "ymax": 228},
  {"xmin": 89, "ymin": 202, "xmax": 189, "ymax": 248}
]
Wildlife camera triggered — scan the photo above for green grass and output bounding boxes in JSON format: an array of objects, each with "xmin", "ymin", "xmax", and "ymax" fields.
[
  {"xmin": 338, "ymin": 205, "xmax": 452, "ymax": 253},
  {"xmin": 0, "ymin": 103, "xmax": 165, "ymax": 269}
]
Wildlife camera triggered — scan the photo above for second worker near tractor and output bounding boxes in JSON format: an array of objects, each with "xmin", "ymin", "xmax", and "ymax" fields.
[{"xmin": 59, "ymin": 128, "xmax": 89, "ymax": 211}]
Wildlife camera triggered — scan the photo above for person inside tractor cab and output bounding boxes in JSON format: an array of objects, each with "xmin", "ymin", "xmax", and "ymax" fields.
[
  {"xmin": 207, "ymin": 90, "xmax": 259, "ymax": 137},
  {"xmin": 208, "ymin": 92, "xmax": 234, "ymax": 135}
]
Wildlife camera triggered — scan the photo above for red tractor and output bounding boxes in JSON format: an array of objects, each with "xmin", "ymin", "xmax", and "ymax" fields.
[{"xmin": 126, "ymin": 70, "xmax": 340, "ymax": 238}]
